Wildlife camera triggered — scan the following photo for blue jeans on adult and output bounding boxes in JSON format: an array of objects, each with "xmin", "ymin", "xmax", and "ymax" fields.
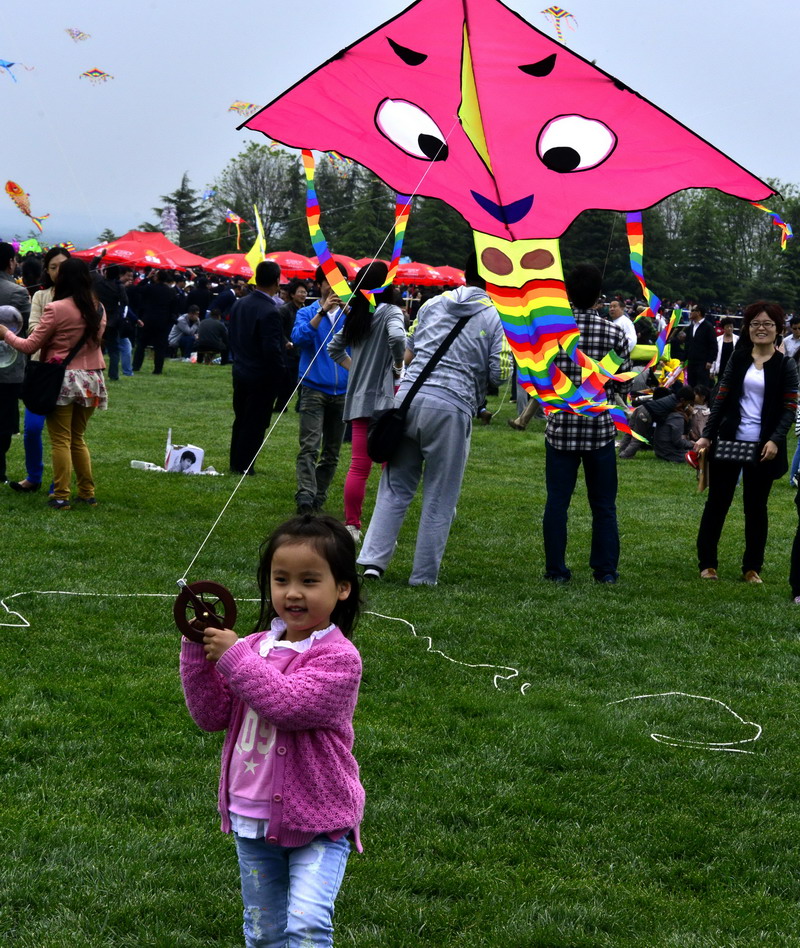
[
  {"xmin": 178, "ymin": 332, "xmax": 196, "ymax": 359},
  {"xmin": 295, "ymin": 386, "xmax": 346, "ymax": 510},
  {"xmin": 105, "ymin": 326, "xmax": 122, "ymax": 380},
  {"xmin": 543, "ymin": 439, "xmax": 620, "ymax": 581},
  {"xmin": 23, "ymin": 407, "xmax": 45, "ymax": 484},
  {"xmin": 119, "ymin": 337, "xmax": 133, "ymax": 376},
  {"xmin": 234, "ymin": 833, "xmax": 350, "ymax": 948}
]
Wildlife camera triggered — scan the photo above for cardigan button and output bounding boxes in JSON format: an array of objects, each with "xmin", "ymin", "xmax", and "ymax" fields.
[
  {"xmin": 276, "ymin": 746, "xmax": 287, "ymax": 756},
  {"xmin": 273, "ymin": 794, "xmax": 282, "ymax": 802}
]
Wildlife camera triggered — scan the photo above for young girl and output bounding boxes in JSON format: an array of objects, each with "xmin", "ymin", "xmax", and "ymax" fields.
[{"xmin": 180, "ymin": 514, "xmax": 364, "ymax": 948}]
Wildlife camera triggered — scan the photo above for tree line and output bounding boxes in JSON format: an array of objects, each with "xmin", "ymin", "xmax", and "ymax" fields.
[{"xmin": 104, "ymin": 143, "xmax": 799, "ymax": 312}]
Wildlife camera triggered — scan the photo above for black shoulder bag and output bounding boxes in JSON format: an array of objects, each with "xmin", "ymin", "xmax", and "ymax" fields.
[
  {"xmin": 367, "ymin": 313, "xmax": 471, "ymax": 463},
  {"xmin": 22, "ymin": 332, "xmax": 89, "ymax": 416}
]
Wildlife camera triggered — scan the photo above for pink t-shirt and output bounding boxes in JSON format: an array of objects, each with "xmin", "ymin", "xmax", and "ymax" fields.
[{"xmin": 227, "ymin": 646, "xmax": 296, "ymax": 819}]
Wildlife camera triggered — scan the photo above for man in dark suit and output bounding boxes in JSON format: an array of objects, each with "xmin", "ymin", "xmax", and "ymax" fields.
[
  {"xmin": 228, "ymin": 260, "xmax": 287, "ymax": 475},
  {"xmin": 685, "ymin": 305, "xmax": 718, "ymax": 387}
]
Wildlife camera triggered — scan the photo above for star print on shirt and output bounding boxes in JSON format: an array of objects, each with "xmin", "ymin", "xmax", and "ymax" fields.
[{"xmin": 243, "ymin": 758, "xmax": 259, "ymax": 774}]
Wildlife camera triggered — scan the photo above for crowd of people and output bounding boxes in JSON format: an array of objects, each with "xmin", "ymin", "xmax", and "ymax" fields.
[{"xmin": 2, "ymin": 241, "xmax": 800, "ymax": 599}]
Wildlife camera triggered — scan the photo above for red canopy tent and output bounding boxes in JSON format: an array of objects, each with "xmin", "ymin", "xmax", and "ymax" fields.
[
  {"xmin": 433, "ymin": 265, "xmax": 466, "ymax": 285},
  {"xmin": 73, "ymin": 231, "xmax": 208, "ymax": 269},
  {"xmin": 265, "ymin": 251, "xmax": 316, "ymax": 278},
  {"xmin": 396, "ymin": 261, "xmax": 442, "ymax": 286},
  {"xmin": 203, "ymin": 253, "xmax": 254, "ymax": 279}
]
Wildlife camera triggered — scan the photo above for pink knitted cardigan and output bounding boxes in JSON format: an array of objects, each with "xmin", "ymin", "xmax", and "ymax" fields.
[{"xmin": 180, "ymin": 627, "xmax": 364, "ymax": 850}]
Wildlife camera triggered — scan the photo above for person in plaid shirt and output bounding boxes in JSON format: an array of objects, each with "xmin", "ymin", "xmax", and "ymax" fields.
[{"xmin": 543, "ymin": 264, "xmax": 632, "ymax": 584}]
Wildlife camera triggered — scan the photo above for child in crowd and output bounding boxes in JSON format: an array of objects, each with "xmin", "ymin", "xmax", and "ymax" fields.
[
  {"xmin": 689, "ymin": 385, "xmax": 711, "ymax": 441},
  {"xmin": 180, "ymin": 514, "xmax": 364, "ymax": 948},
  {"xmin": 653, "ymin": 386, "xmax": 696, "ymax": 462}
]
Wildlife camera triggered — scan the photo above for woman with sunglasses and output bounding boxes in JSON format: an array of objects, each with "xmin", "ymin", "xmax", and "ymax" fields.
[{"xmin": 694, "ymin": 302, "xmax": 798, "ymax": 582}]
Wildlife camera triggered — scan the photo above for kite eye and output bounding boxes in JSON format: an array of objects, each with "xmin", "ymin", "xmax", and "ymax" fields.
[
  {"xmin": 375, "ymin": 99, "xmax": 449, "ymax": 162},
  {"xmin": 537, "ymin": 115, "xmax": 616, "ymax": 173}
]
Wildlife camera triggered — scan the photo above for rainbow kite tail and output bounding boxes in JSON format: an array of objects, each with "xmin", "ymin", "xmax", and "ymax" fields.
[
  {"xmin": 30, "ymin": 214, "xmax": 49, "ymax": 233},
  {"xmin": 750, "ymin": 202, "xmax": 794, "ymax": 250}
]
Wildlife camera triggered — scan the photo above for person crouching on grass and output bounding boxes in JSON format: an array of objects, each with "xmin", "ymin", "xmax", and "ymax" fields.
[{"xmin": 180, "ymin": 514, "xmax": 364, "ymax": 948}]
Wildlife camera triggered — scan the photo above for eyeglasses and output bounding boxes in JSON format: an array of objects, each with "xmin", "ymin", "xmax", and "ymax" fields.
[{"xmin": 750, "ymin": 321, "xmax": 776, "ymax": 330}]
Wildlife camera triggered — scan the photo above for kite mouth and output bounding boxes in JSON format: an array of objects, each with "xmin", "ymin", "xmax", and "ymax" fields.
[{"xmin": 470, "ymin": 191, "xmax": 534, "ymax": 225}]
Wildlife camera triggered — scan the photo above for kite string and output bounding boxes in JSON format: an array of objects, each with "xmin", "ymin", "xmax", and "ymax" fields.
[
  {"xmin": 1, "ymin": 592, "xmax": 763, "ymax": 756},
  {"xmin": 179, "ymin": 118, "xmax": 464, "ymax": 581},
  {"xmin": 606, "ymin": 691, "xmax": 763, "ymax": 754}
]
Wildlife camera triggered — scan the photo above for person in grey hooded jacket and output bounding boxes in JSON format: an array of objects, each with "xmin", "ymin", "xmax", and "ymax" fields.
[{"xmin": 358, "ymin": 253, "xmax": 503, "ymax": 585}]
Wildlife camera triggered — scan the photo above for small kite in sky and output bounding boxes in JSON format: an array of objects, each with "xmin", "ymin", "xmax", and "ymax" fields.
[
  {"xmin": 228, "ymin": 101, "xmax": 260, "ymax": 117},
  {"xmin": 225, "ymin": 211, "xmax": 247, "ymax": 249},
  {"xmin": 325, "ymin": 151, "xmax": 355, "ymax": 179},
  {"xmin": 540, "ymin": 6, "xmax": 577, "ymax": 44},
  {"xmin": 0, "ymin": 60, "xmax": 34, "ymax": 82},
  {"xmin": 5, "ymin": 181, "xmax": 49, "ymax": 233},
  {"xmin": 202, "ymin": 189, "xmax": 216, "ymax": 200},
  {"xmin": 80, "ymin": 68, "xmax": 113, "ymax": 84},
  {"xmin": 65, "ymin": 28, "xmax": 91, "ymax": 42}
]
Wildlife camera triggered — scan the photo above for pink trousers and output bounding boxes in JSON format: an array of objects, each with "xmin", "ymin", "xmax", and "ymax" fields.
[{"xmin": 343, "ymin": 417, "xmax": 375, "ymax": 529}]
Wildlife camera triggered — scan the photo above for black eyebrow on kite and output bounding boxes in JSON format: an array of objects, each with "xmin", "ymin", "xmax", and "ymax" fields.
[
  {"xmin": 518, "ymin": 54, "xmax": 557, "ymax": 77},
  {"xmin": 387, "ymin": 37, "xmax": 428, "ymax": 65}
]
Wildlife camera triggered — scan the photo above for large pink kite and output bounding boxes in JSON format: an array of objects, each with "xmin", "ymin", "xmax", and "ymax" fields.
[{"xmin": 243, "ymin": 0, "xmax": 775, "ymax": 427}]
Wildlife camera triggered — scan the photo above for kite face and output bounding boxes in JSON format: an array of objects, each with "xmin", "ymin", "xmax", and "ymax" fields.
[{"xmin": 246, "ymin": 0, "xmax": 772, "ymax": 240}]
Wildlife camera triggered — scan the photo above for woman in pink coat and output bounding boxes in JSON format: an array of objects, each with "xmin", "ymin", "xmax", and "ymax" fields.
[{"xmin": 0, "ymin": 258, "xmax": 107, "ymax": 510}]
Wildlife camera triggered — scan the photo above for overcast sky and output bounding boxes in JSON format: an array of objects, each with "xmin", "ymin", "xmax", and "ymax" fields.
[{"xmin": 1, "ymin": 0, "xmax": 795, "ymax": 249}]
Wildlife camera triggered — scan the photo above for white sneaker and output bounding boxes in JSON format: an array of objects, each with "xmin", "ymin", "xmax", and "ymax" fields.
[
  {"xmin": 345, "ymin": 524, "xmax": 362, "ymax": 544},
  {"xmin": 791, "ymin": 475, "xmax": 798, "ymax": 487}
]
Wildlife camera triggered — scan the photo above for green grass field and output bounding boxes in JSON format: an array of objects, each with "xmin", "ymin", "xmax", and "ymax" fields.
[{"xmin": 2, "ymin": 362, "xmax": 799, "ymax": 947}]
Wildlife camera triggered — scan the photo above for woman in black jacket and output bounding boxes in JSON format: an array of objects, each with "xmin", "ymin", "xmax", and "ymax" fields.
[{"xmin": 695, "ymin": 302, "xmax": 798, "ymax": 582}]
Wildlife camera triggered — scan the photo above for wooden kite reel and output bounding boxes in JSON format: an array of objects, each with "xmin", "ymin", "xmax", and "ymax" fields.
[{"xmin": 174, "ymin": 580, "xmax": 237, "ymax": 643}]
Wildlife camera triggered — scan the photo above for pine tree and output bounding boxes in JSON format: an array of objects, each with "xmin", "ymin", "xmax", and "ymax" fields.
[{"xmin": 150, "ymin": 172, "xmax": 215, "ymax": 250}]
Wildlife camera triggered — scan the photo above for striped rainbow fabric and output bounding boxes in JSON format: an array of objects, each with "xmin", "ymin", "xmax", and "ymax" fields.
[
  {"xmin": 751, "ymin": 202, "xmax": 794, "ymax": 250},
  {"xmin": 486, "ymin": 213, "xmax": 679, "ymax": 437},
  {"xmin": 302, "ymin": 149, "xmax": 411, "ymax": 304}
]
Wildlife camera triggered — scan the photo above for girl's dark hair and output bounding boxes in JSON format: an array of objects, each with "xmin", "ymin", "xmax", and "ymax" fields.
[
  {"xmin": 53, "ymin": 258, "xmax": 103, "ymax": 345},
  {"xmin": 342, "ymin": 262, "xmax": 390, "ymax": 347},
  {"xmin": 40, "ymin": 246, "xmax": 71, "ymax": 290},
  {"xmin": 254, "ymin": 514, "xmax": 362, "ymax": 637},
  {"xmin": 737, "ymin": 301, "xmax": 784, "ymax": 352}
]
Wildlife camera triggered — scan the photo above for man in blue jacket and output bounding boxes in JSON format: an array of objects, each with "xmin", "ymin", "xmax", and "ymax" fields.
[
  {"xmin": 290, "ymin": 266, "xmax": 348, "ymax": 513},
  {"xmin": 228, "ymin": 260, "xmax": 286, "ymax": 475}
]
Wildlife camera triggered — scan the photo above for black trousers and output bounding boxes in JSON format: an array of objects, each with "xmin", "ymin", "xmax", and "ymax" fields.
[
  {"xmin": 697, "ymin": 457, "xmax": 775, "ymax": 574},
  {"xmin": 229, "ymin": 374, "xmax": 278, "ymax": 474},
  {"xmin": 133, "ymin": 324, "xmax": 170, "ymax": 374}
]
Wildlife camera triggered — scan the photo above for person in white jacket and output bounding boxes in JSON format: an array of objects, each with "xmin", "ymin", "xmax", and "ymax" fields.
[{"xmin": 710, "ymin": 317, "xmax": 739, "ymax": 379}]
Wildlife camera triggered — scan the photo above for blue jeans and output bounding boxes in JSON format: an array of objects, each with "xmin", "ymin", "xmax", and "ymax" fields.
[
  {"xmin": 23, "ymin": 407, "xmax": 45, "ymax": 484},
  {"xmin": 234, "ymin": 833, "xmax": 350, "ymax": 948},
  {"xmin": 543, "ymin": 440, "xmax": 620, "ymax": 580},
  {"xmin": 119, "ymin": 337, "xmax": 133, "ymax": 376}
]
